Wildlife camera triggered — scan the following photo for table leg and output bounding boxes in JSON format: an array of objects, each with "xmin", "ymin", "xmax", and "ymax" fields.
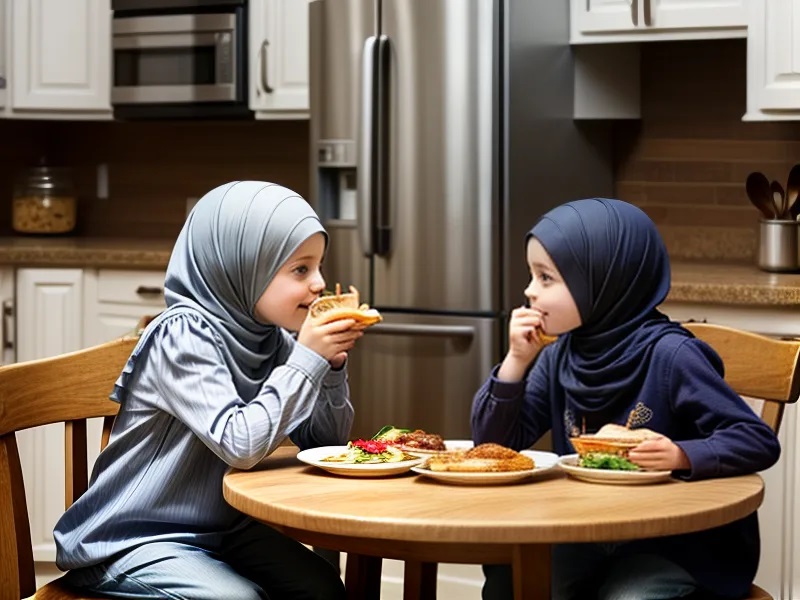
[
  {"xmin": 512, "ymin": 544, "xmax": 551, "ymax": 600},
  {"xmin": 344, "ymin": 553, "xmax": 382, "ymax": 600},
  {"xmin": 403, "ymin": 561, "xmax": 438, "ymax": 600}
]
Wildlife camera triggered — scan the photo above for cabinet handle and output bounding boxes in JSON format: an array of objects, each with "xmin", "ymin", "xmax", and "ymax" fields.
[
  {"xmin": 630, "ymin": 0, "xmax": 638, "ymax": 26},
  {"xmin": 260, "ymin": 39, "xmax": 273, "ymax": 94},
  {"xmin": 135, "ymin": 286, "xmax": 163, "ymax": 296},
  {"xmin": 643, "ymin": 0, "xmax": 652, "ymax": 26},
  {"xmin": 2, "ymin": 300, "xmax": 13, "ymax": 350}
]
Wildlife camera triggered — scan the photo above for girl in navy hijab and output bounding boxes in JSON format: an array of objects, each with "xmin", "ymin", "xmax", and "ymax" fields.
[{"xmin": 472, "ymin": 198, "xmax": 779, "ymax": 599}]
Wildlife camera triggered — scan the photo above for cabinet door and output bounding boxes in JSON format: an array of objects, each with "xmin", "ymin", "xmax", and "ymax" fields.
[
  {"xmin": 571, "ymin": 0, "xmax": 747, "ymax": 42},
  {"xmin": 249, "ymin": 0, "xmax": 310, "ymax": 117},
  {"xmin": 15, "ymin": 268, "xmax": 84, "ymax": 563},
  {"xmin": 746, "ymin": 0, "xmax": 800, "ymax": 118},
  {"xmin": 571, "ymin": 0, "xmax": 639, "ymax": 34},
  {"xmin": 11, "ymin": 0, "xmax": 111, "ymax": 112},
  {"xmin": 648, "ymin": 0, "xmax": 746, "ymax": 30},
  {"xmin": 83, "ymin": 269, "xmax": 166, "ymax": 347}
]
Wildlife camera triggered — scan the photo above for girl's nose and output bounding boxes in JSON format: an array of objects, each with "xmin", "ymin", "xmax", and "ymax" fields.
[{"xmin": 310, "ymin": 274, "xmax": 326, "ymax": 293}]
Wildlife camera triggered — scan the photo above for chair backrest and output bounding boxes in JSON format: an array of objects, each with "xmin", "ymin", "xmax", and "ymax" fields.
[
  {"xmin": 683, "ymin": 322, "xmax": 800, "ymax": 433},
  {"xmin": 0, "ymin": 335, "xmax": 138, "ymax": 599}
]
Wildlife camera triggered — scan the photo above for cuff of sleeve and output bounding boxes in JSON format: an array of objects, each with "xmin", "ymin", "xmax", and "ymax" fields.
[
  {"xmin": 323, "ymin": 363, "xmax": 348, "ymax": 388},
  {"xmin": 489, "ymin": 365, "xmax": 526, "ymax": 400},
  {"xmin": 674, "ymin": 439, "xmax": 717, "ymax": 480},
  {"xmin": 287, "ymin": 343, "xmax": 331, "ymax": 382}
]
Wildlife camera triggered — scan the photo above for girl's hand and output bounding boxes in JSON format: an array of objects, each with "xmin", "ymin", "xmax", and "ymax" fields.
[
  {"xmin": 497, "ymin": 306, "xmax": 546, "ymax": 382},
  {"xmin": 628, "ymin": 436, "xmax": 690, "ymax": 471},
  {"xmin": 297, "ymin": 317, "xmax": 364, "ymax": 366}
]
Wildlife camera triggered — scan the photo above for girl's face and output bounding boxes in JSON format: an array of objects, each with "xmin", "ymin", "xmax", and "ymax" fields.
[
  {"xmin": 254, "ymin": 232, "xmax": 326, "ymax": 330},
  {"xmin": 524, "ymin": 238, "xmax": 581, "ymax": 335}
]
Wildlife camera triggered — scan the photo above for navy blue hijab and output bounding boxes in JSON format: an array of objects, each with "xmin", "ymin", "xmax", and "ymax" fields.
[{"xmin": 529, "ymin": 198, "xmax": 689, "ymax": 414}]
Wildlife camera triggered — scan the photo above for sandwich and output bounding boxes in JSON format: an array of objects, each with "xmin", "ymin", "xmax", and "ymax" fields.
[
  {"xmin": 570, "ymin": 423, "xmax": 661, "ymax": 471},
  {"xmin": 308, "ymin": 284, "xmax": 382, "ymax": 327},
  {"xmin": 371, "ymin": 425, "xmax": 447, "ymax": 452},
  {"xmin": 424, "ymin": 443, "xmax": 534, "ymax": 472}
]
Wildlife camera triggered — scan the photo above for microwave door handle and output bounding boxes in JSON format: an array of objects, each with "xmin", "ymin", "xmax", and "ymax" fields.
[{"xmin": 358, "ymin": 36, "xmax": 378, "ymax": 257}]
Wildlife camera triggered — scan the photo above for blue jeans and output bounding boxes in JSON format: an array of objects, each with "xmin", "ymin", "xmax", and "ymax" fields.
[
  {"xmin": 483, "ymin": 543, "xmax": 698, "ymax": 600},
  {"xmin": 62, "ymin": 520, "xmax": 346, "ymax": 600}
]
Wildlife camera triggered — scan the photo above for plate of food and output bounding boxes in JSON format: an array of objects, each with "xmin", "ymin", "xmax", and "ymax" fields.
[
  {"xmin": 410, "ymin": 443, "xmax": 559, "ymax": 485},
  {"xmin": 369, "ymin": 425, "xmax": 474, "ymax": 455},
  {"xmin": 562, "ymin": 423, "xmax": 673, "ymax": 485},
  {"xmin": 297, "ymin": 440, "xmax": 424, "ymax": 478}
]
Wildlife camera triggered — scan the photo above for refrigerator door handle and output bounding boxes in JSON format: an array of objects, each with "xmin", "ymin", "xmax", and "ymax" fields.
[
  {"xmin": 368, "ymin": 323, "xmax": 475, "ymax": 339},
  {"xmin": 374, "ymin": 34, "xmax": 391, "ymax": 256},
  {"xmin": 357, "ymin": 36, "xmax": 378, "ymax": 257}
]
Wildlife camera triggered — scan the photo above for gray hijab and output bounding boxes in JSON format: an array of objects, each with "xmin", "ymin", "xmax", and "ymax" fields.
[{"xmin": 114, "ymin": 181, "xmax": 327, "ymax": 401}]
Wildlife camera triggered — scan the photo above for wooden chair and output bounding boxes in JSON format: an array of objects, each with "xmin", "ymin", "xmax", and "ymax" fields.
[
  {"xmin": 684, "ymin": 322, "xmax": 800, "ymax": 600},
  {"xmin": 0, "ymin": 334, "xmax": 139, "ymax": 600}
]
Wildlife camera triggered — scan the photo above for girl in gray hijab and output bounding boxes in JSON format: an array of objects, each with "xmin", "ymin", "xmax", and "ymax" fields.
[{"xmin": 54, "ymin": 181, "xmax": 360, "ymax": 600}]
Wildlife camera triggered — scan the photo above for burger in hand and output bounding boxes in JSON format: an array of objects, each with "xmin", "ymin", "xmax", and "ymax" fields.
[{"xmin": 309, "ymin": 284, "xmax": 382, "ymax": 327}]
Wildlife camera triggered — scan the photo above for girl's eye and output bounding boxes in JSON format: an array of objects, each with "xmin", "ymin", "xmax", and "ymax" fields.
[
  {"xmin": 540, "ymin": 272, "xmax": 553, "ymax": 283},
  {"xmin": 294, "ymin": 265, "xmax": 309, "ymax": 276}
]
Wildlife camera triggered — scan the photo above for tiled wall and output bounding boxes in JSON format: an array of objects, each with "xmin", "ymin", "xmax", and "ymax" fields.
[
  {"xmin": 0, "ymin": 119, "xmax": 310, "ymax": 239},
  {"xmin": 613, "ymin": 39, "xmax": 800, "ymax": 261}
]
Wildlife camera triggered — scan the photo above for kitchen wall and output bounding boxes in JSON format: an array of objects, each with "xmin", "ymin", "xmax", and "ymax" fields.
[
  {"xmin": 1, "ymin": 38, "xmax": 798, "ymax": 258},
  {"xmin": 613, "ymin": 39, "xmax": 800, "ymax": 261},
  {"xmin": 0, "ymin": 119, "xmax": 309, "ymax": 239}
]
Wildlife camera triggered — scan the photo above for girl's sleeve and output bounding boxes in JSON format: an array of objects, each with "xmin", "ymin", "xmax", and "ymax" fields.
[
  {"xmin": 150, "ymin": 314, "xmax": 352, "ymax": 469},
  {"xmin": 471, "ymin": 352, "xmax": 552, "ymax": 451},
  {"xmin": 668, "ymin": 338, "xmax": 781, "ymax": 479}
]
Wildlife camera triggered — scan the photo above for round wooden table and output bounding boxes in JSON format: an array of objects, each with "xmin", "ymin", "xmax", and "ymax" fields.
[{"xmin": 223, "ymin": 447, "xmax": 764, "ymax": 600}]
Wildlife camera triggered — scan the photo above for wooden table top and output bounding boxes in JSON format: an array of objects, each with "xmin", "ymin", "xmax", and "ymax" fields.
[{"xmin": 223, "ymin": 447, "xmax": 764, "ymax": 546}]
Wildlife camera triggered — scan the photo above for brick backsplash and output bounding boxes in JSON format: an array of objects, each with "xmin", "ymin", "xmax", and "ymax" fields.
[
  {"xmin": 613, "ymin": 39, "xmax": 800, "ymax": 261},
  {"xmin": 1, "ymin": 38, "xmax": 799, "ymax": 259},
  {"xmin": 0, "ymin": 119, "xmax": 310, "ymax": 239}
]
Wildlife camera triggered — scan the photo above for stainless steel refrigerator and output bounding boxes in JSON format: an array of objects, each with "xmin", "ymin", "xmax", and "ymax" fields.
[{"xmin": 309, "ymin": 0, "xmax": 613, "ymax": 440}]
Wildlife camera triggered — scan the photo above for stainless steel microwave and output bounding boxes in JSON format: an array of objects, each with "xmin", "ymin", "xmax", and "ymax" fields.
[{"xmin": 111, "ymin": 0, "xmax": 251, "ymax": 119}]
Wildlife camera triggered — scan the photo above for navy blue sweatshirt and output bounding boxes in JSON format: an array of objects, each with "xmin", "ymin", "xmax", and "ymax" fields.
[{"xmin": 472, "ymin": 332, "xmax": 780, "ymax": 599}]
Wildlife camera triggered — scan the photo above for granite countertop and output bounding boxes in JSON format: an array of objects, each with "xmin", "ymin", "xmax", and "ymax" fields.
[{"xmin": 0, "ymin": 237, "xmax": 797, "ymax": 307}]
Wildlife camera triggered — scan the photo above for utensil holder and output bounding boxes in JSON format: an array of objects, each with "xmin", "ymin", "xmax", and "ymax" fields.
[{"xmin": 758, "ymin": 219, "xmax": 800, "ymax": 272}]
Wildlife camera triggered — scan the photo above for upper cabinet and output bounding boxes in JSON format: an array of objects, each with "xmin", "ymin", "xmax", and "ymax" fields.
[
  {"xmin": 571, "ymin": 0, "xmax": 747, "ymax": 43},
  {"xmin": 4, "ymin": 0, "xmax": 111, "ymax": 119},
  {"xmin": 249, "ymin": 0, "xmax": 310, "ymax": 119},
  {"xmin": 745, "ymin": 0, "xmax": 800, "ymax": 120}
]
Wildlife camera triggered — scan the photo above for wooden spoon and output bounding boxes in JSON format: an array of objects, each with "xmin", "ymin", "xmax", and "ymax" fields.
[
  {"xmin": 771, "ymin": 180, "xmax": 786, "ymax": 219},
  {"xmin": 787, "ymin": 164, "xmax": 800, "ymax": 220},
  {"xmin": 746, "ymin": 172, "xmax": 774, "ymax": 219}
]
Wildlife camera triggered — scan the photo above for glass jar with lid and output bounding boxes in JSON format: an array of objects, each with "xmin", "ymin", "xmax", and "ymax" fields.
[{"xmin": 12, "ymin": 165, "xmax": 77, "ymax": 234}]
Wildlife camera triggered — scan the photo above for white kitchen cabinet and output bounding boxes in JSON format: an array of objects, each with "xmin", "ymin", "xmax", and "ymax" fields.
[
  {"xmin": 7, "ymin": 0, "xmax": 111, "ymax": 118},
  {"xmin": 82, "ymin": 269, "xmax": 166, "ymax": 347},
  {"xmin": 661, "ymin": 301, "xmax": 800, "ymax": 598},
  {"xmin": 745, "ymin": 0, "xmax": 800, "ymax": 121},
  {"xmin": 570, "ymin": 0, "xmax": 747, "ymax": 43},
  {"xmin": 249, "ymin": 0, "xmax": 310, "ymax": 119},
  {"xmin": 15, "ymin": 268, "xmax": 84, "ymax": 563}
]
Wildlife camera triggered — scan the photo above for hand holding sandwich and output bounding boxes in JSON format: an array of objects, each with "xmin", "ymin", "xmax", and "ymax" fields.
[
  {"xmin": 628, "ymin": 436, "xmax": 691, "ymax": 471},
  {"xmin": 297, "ymin": 317, "xmax": 364, "ymax": 369}
]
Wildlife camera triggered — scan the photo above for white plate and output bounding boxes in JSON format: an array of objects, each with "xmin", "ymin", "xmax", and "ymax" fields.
[
  {"xmin": 296, "ymin": 446, "xmax": 425, "ymax": 478},
  {"xmin": 558, "ymin": 454, "xmax": 673, "ymax": 485},
  {"xmin": 400, "ymin": 439, "xmax": 474, "ymax": 455},
  {"xmin": 410, "ymin": 450, "xmax": 559, "ymax": 486}
]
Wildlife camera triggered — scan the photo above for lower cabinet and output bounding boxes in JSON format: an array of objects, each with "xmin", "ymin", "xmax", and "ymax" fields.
[
  {"xmin": 661, "ymin": 301, "xmax": 800, "ymax": 598},
  {"xmin": 13, "ymin": 267, "xmax": 165, "ymax": 583}
]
